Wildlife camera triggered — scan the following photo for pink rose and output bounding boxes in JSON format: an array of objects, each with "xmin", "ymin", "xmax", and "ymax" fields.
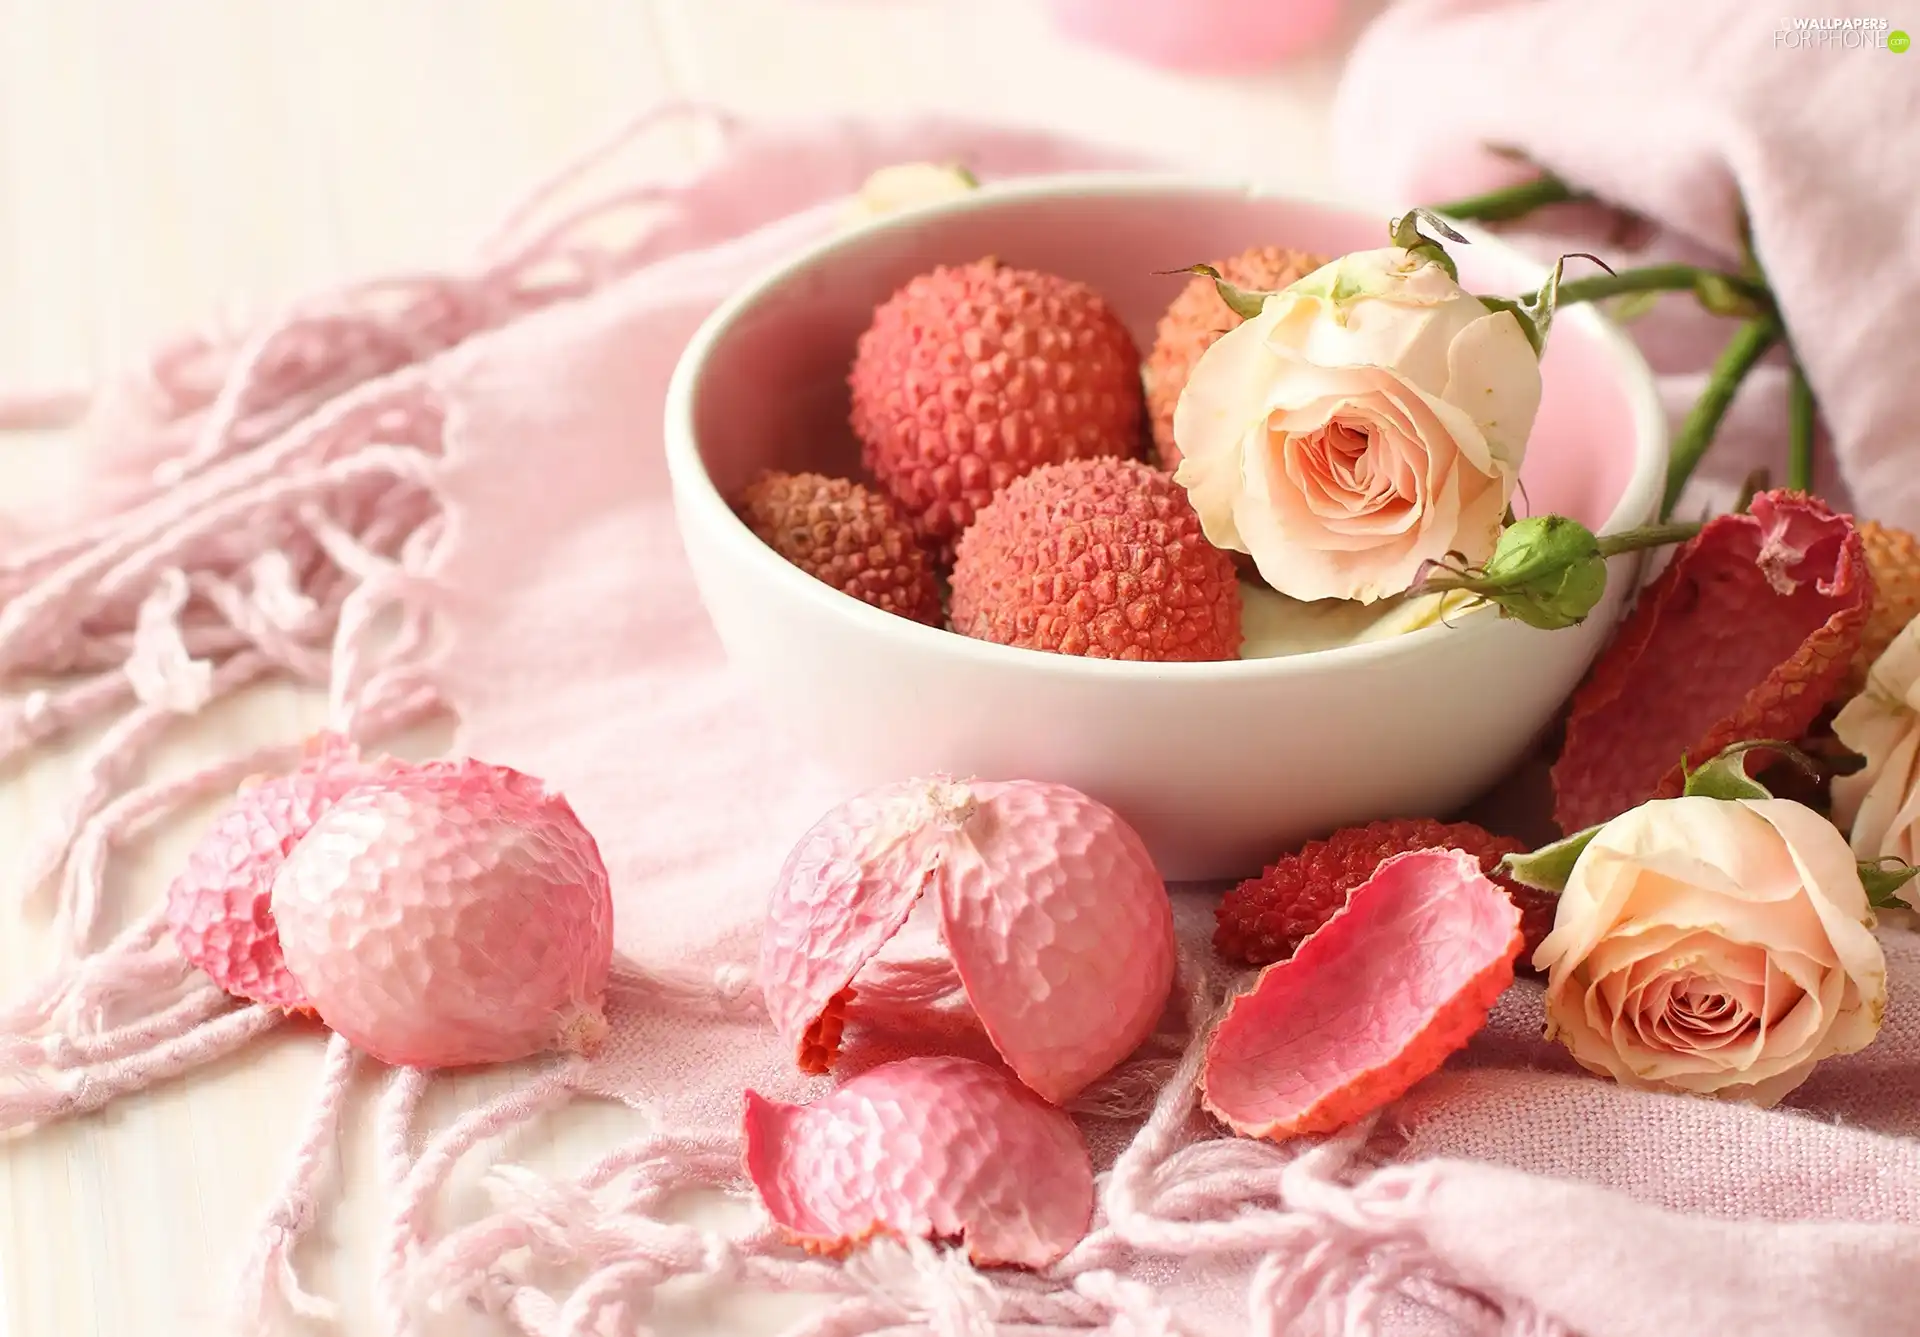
[
  {"xmin": 1534, "ymin": 796, "xmax": 1887, "ymax": 1106},
  {"xmin": 1833, "ymin": 616, "xmax": 1920, "ymax": 874},
  {"xmin": 1172, "ymin": 247, "xmax": 1541, "ymax": 603}
]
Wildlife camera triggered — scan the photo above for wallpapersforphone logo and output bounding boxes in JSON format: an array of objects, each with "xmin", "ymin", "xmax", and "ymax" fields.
[{"xmin": 1774, "ymin": 16, "xmax": 1909, "ymax": 48}]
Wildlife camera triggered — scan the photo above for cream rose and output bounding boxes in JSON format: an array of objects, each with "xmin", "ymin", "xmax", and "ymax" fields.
[
  {"xmin": 1833, "ymin": 616, "xmax": 1920, "ymax": 872},
  {"xmin": 1533, "ymin": 796, "xmax": 1886, "ymax": 1106},
  {"xmin": 1172, "ymin": 247, "xmax": 1542, "ymax": 603}
]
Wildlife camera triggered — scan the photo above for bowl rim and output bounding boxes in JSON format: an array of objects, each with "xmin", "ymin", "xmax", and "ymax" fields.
[{"xmin": 662, "ymin": 170, "xmax": 1669, "ymax": 684}]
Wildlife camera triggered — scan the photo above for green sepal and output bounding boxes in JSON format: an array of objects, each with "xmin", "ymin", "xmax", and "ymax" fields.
[
  {"xmin": 1860, "ymin": 859, "xmax": 1919, "ymax": 911},
  {"xmin": 1479, "ymin": 296, "xmax": 1542, "ymax": 356},
  {"xmin": 1157, "ymin": 264, "xmax": 1271, "ymax": 320},
  {"xmin": 1388, "ymin": 208, "xmax": 1465, "ymax": 282},
  {"xmin": 1498, "ymin": 824, "xmax": 1603, "ymax": 895},
  {"xmin": 1678, "ymin": 739, "xmax": 1819, "ymax": 802}
]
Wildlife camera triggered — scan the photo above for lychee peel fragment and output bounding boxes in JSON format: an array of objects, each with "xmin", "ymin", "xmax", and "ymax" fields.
[
  {"xmin": 743, "ymin": 1056, "xmax": 1094, "ymax": 1268},
  {"xmin": 1202, "ymin": 848, "xmax": 1522, "ymax": 1139},
  {"xmin": 1552, "ymin": 491, "xmax": 1870, "ymax": 833},
  {"xmin": 759, "ymin": 777, "xmax": 1177, "ymax": 1104},
  {"xmin": 164, "ymin": 732, "xmax": 396, "ymax": 1010}
]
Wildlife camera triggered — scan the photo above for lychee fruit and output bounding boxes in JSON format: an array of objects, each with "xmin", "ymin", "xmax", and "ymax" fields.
[
  {"xmin": 848, "ymin": 259, "xmax": 1143, "ymax": 558},
  {"xmin": 734, "ymin": 470, "xmax": 942, "ymax": 624},
  {"xmin": 950, "ymin": 457, "xmax": 1242, "ymax": 661},
  {"xmin": 761, "ymin": 776, "xmax": 1175, "ymax": 1105},
  {"xmin": 1145, "ymin": 245, "xmax": 1327, "ymax": 470},
  {"xmin": 1213, "ymin": 817, "xmax": 1538, "ymax": 968},
  {"xmin": 269, "ymin": 760, "xmax": 613, "ymax": 1068},
  {"xmin": 164, "ymin": 733, "xmax": 396, "ymax": 1011},
  {"xmin": 1847, "ymin": 519, "xmax": 1920, "ymax": 696}
]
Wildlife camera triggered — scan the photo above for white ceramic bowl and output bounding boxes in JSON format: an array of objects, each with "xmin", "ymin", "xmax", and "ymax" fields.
[{"xmin": 663, "ymin": 174, "xmax": 1665, "ymax": 880}]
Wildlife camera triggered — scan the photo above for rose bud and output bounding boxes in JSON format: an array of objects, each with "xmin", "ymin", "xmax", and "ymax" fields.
[{"xmin": 1416, "ymin": 515, "xmax": 1703, "ymax": 632}]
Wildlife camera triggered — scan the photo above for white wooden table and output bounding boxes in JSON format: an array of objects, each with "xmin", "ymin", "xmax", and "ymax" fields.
[{"xmin": 0, "ymin": 3, "xmax": 1368, "ymax": 1331}]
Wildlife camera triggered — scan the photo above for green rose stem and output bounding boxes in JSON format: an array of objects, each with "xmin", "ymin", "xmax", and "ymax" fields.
[
  {"xmin": 1660, "ymin": 315, "xmax": 1782, "ymax": 519},
  {"xmin": 1432, "ymin": 172, "xmax": 1582, "ymax": 223},
  {"xmin": 1787, "ymin": 359, "xmax": 1816, "ymax": 493},
  {"xmin": 1520, "ymin": 263, "xmax": 1771, "ymax": 314}
]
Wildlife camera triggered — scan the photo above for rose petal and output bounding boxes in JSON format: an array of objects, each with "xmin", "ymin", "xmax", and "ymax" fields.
[
  {"xmin": 938, "ymin": 782, "xmax": 1175, "ymax": 1104},
  {"xmin": 743, "ymin": 1056, "xmax": 1093, "ymax": 1268},
  {"xmin": 1202, "ymin": 848, "xmax": 1521, "ymax": 1138},
  {"xmin": 1440, "ymin": 309, "xmax": 1542, "ymax": 472},
  {"xmin": 1740, "ymin": 800, "xmax": 1885, "ymax": 1020},
  {"xmin": 759, "ymin": 781, "xmax": 943, "ymax": 1071},
  {"xmin": 1834, "ymin": 618, "xmax": 1920, "ymax": 865}
]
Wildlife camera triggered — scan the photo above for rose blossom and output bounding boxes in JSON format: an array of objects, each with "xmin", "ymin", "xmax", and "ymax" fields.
[
  {"xmin": 1172, "ymin": 247, "xmax": 1541, "ymax": 603},
  {"xmin": 1833, "ymin": 616, "xmax": 1920, "ymax": 872},
  {"xmin": 1533, "ymin": 796, "xmax": 1886, "ymax": 1106}
]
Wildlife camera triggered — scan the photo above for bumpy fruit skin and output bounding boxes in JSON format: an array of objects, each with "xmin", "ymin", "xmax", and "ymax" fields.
[
  {"xmin": 760, "ymin": 776, "xmax": 1175, "ymax": 1104},
  {"xmin": 270, "ymin": 761, "xmax": 613, "ymax": 1068},
  {"xmin": 950, "ymin": 457, "xmax": 1242, "ymax": 661},
  {"xmin": 848, "ymin": 259, "xmax": 1143, "ymax": 558},
  {"xmin": 1203, "ymin": 849, "xmax": 1522, "ymax": 1139},
  {"xmin": 734, "ymin": 471, "xmax": 942, "ymax": 625},
  {"xmin": 1145, "ymin": 245, "xmax": 1327, "ymax": 470},
  {"xmin": 164, "ymin": 734, "xmax": 394, "ymax": 1010},
  {"xmin": 743, "ymin": 1056, "xmax": 1094, "ymax": 1269},
  {"xmin": 1213, "ymin": 818, "xmax": 1549, "ymax": 970},
  {"xmin": 1847, "ymin": 520, "xmax": 1920, "ymax": 695},
  {"xmin": 1553, "ymin": 490, "xmax": 1870, "ymax": 833}
]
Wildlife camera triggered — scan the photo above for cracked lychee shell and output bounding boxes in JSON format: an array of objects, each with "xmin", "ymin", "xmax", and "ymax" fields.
[
  {"xmin": 760, "ymin": 776, "xmax": 1176, "ymax": 1104},
  {"xmin": 848, "ymin": 258, "xmax": 1143, "ymax": 559},
  {"xmin": 950, "ymin": 456, "xmax": 1242, "ymax": 661},
  {"xmin": 1203, "ymin": 848, "xmax": 1523, "ymax": 1139},
  {"xmin": 269, "ymin": 759, "xmax": 613, "ymax": 1068},
  {"xmin": 164, "ymin": 734, "xmax": 395, "ymax": 1011},
  {"xmin": 1146, "ymin": 244, "xmax": 1327, "ymax": 470},
  {"xmin": 744, "ymin": 1055, "xmax": 1094, "ymax": 1268},
  {"xmin": 734, "ymin": 470, "xmax": 942, "ymax": 624}
]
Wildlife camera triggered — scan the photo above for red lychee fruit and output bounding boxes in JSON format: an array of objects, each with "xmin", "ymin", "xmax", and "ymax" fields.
[
  {"xmin": 1145, "ymin": 245, "xmax": 1327, "ymax": 471},
  {"xmin": 950, "ymin": 457, "xmax": 1242, "ymax": 661},
  {"xmin": 735, "ymin": 471, "xmax": 942, "ymax": 625},
  {"xmin": 848, "ymin": 259, "xmax": 1143, "ymax": 559},
  {"xmin": 1213, "ymin": 818, "xmax": 1554, "ymax": 970}
]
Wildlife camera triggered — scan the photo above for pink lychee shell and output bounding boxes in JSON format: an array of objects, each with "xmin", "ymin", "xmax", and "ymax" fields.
[
  {"xmin": 268, "ymin": 760, "xmax": 614, "ymax": 1068},
  {"xmin": 1202, "ymin": 848, "xmax": 1523, "ymax": 1139},
  {"xmin": 743, "ymin": 1055, "xmax": 1095, "ymax": 1268},
  {"xmin": 760, "ymin": 776, "xmax": 1176, "ymax": 1104},
  {"xmin": 164, "ymin": 735, "xmax": 395, "ymax": 1010}
]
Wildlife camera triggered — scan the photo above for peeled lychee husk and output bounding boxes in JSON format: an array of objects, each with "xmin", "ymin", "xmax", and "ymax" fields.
[
  {"xmin": 744, "ymin": 1055, "xmax": 1094, "ymax": 1269},
  {"xmin": 950, "ymin": 456, "xmax": 1242, "ymax": 661},
  {"xmin": 1146, "ymin": 244, "xmax": 1327, "ymax": 470},
  {"xmin": 269, "ymin": 760, "xmax": 613, "ymax": 1068},
  {"xmin": 848, "ymin": 258, "xmax": 1143, "ymax": 559},
  {"xmin": 164, "ymin": 733, "xmax": 397, "ymax": 1011},
  {"xmin": 734, "ymin": 470, "xmax": 943, "ymax": 625}
]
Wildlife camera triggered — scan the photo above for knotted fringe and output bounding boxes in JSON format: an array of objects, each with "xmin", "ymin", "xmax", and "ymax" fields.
[
  {"xmin": 377, "ymin": 956, "xmax": 1571, "ymax": 1336},
  {"xmin": 1, "ymin": 105, "xmax": 1566, "ymax": 1336}
]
